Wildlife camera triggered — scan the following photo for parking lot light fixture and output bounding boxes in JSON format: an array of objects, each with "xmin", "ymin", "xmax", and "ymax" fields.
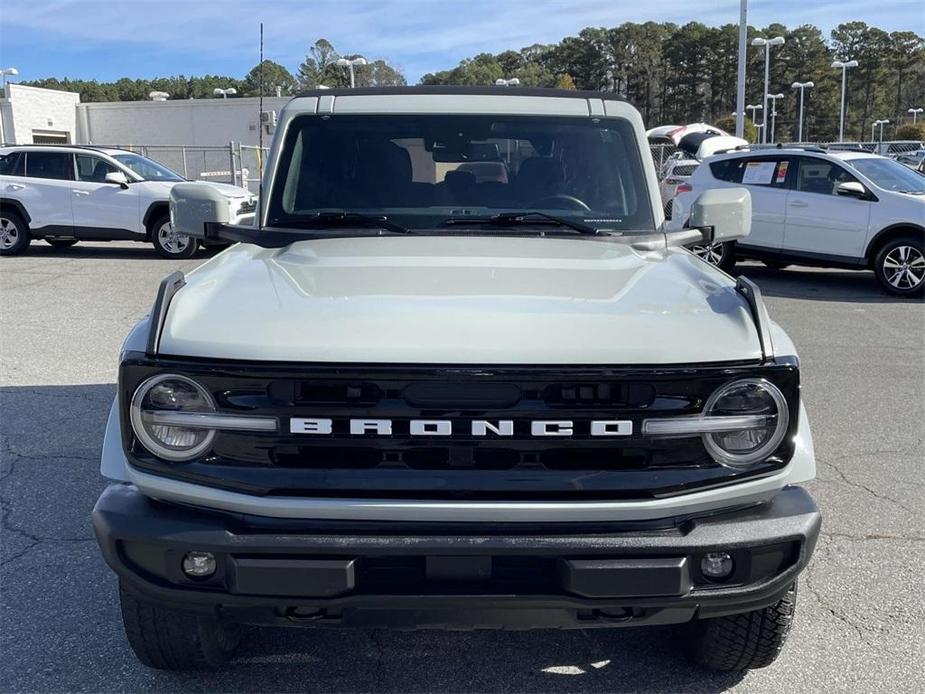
[
  {"xmin": 336, "ymin": 57, "xmax": 368, "ymax": 89},
  {"xmin": 908, "ymin": 107, "xmax": 924, "ymax": 124},
  {"xmin": 0, "ymin": 67, "xmax": 18, "ymax": 93},
  {"xmin": 791, "ymin": 81, "xmax": 814, "ymax": 142},
  {"xmin": 213, "ymin": 87, "xmax": 238, "ymax": 99},
  {"xmin": 746, "ymin": 104, "xmax": 763, "ymax": 135},
  {"xmin": 752, "ymin": 37, "xmax": 785, "ymax": 143},
  {"xmin": 872, "ymin": 119, "xmax": 889, "ymax": 142},
  {"xmin": 832, "ymin": 59, "xmax": 859, "ymax": 142},
  {"xmin": 495, "ymin": 78, "xmax": 521, "ymax": 87}
]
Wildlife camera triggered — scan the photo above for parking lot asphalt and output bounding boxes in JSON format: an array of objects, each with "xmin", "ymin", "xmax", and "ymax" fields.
[{"xmin": 1, "ymin": 241, "xmax": 923, "ymax": 693}]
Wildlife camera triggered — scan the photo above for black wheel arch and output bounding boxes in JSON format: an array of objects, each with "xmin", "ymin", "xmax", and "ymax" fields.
[
  {"xmin": 0, "ymin": 198, "xmax": 32, "ymax": 225},
  {"xmin": 142, "ymin": 201, "xmax": 170, "ymax": 239},
  {"xmin": 866, "ymin": 223, "xmax": 925, "ymax": 266}
]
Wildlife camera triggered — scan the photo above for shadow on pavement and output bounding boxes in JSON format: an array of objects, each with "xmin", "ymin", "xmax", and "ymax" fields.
[
  {"xmin": 0, "ymin": 383, "xmax": 746, "ymax": 693},
  {"xmin": 735, "ymin": 264, "xmax": 921, "ymax": 304},
  {"xmin": 4, "ymin": 241, "xmax": 215, "ymax": 260}
]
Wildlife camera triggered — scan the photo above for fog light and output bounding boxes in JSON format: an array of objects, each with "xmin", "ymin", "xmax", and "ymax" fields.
[
  {"xmin": 700, "ymin": 552, "xmax": 734, "ymax": 580},
  {"xmin": 182, "ymin": 551, "xmax": 216, "ymax": 578}
]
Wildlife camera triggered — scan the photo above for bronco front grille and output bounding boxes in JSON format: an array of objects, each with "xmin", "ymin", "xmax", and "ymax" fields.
[{"xmin": 120, "ymin": 358, "xmax": 799, "ymax": 500}]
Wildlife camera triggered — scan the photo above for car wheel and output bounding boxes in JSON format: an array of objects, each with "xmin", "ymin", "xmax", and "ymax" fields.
[
  {"xmin": 689, "ymin": 241, "xmax": 736, "ymax": 272},
  {"xmin": 676, "ymin": 583, "xmax": 797, "ymax": 671},
  {"xmin": 45, "ymin": 238, "xmax": 78, "ymax": 249},
  {"xmin": 151, "ymin": 214, "xmax": 198, "ymax": 259},
  {"xmin": 0, "ymin": 211, "xmax": 31, "ymax": 256},
  {"xmin": 874, "ymin": 235, "xmax": 925, "ymax": 297},
  {"xmin": 119, "ymin": 581, "xmax": 240, "ymax": 670}
]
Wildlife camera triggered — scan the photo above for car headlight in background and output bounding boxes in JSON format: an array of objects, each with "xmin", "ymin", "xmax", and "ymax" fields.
[
  {"xmin": 130, "ymin": 374, "xmax": 278, "ymax": 462},
  {"xmin": 643, "ymin": 378, "xmax": 789, "ymax": 469}
]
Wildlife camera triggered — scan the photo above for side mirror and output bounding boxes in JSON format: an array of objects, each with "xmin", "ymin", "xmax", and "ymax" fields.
[
  {"xmin": 689, "ymin": 187, "xmax": 751, "ymax": 243},
  {"xmin": 836, "ymin": 181, "xmax": 866, "ymax": 198},
  {"xmin": 169, "ymin": 183, "xmax": 231, "ymax": 240},
  {"xmin": 104, "ymin": 171, "xmax": 129, "ymax": 189}
]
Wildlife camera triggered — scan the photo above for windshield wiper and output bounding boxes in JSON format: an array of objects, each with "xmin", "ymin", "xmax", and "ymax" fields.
[
  {"xmin": 443, "ymin": 211, "xmax": 600, "ymax": 235},
  {"xmin": 273, "ymin": 211, "xmax": 412, "ymax": 234}
]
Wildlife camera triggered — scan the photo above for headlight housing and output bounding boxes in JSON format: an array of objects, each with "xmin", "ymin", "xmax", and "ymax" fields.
[
  {"xmin": 701, "ymin": 378, "xmax": 789, "ymax": 468},
  {"xmin": 130, "ymin": 374, "xmax": 216, "ymax": 461}
]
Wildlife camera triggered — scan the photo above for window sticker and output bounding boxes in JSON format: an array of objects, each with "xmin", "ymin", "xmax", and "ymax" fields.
[
  {"xmin": 775, "ymin": 161, "xmax": 789, "ymax": 183},
  {"xmin": 742, "ymin": 161, "xmax": 778, "ymax": 185}
]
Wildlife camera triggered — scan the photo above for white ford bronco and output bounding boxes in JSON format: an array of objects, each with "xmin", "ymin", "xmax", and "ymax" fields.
[{"xmin": 92, "ymin": 87, "xmax": 820, "ymax": 672}]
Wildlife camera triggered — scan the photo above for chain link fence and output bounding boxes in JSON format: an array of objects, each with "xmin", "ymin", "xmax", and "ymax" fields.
[{"xmin": 101, "ymin": 143, "xmax": 268, "ymax": 193}]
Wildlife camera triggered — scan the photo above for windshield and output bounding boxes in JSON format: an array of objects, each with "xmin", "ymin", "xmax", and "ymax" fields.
[
  {"xmin": 113, "ymin": 153, "xmax": 184, "ymax": 182},
  {"xmin": 847, "ymin": 157, "xmax": 925, "ymax": 193},
  {"xmin": 268, "ymin": 114, "xmax": 654, "ymax": 232}
]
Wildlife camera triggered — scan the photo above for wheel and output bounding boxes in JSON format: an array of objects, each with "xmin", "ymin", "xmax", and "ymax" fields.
[
  {"xmin": 762, "ymin": 259, "xmax": 789, "ymax": 271},
  {"xmin": 0, "ymin": 210, "xmax": 31, "ymax": 256},
  {"xmin": 677, "ymin": 583, "xmax": 797, "ymax": 672},
  {"xmin": 151, "ymin": 214, "xmax": 198, "ymax": 259},
  {"xmin": 45, "ymin": 238, "xmax": 78, "ymax": 249},
  {"xmin": 119, "ymin": 582, "xmax": 240, "ymax": 670},
  {"xmin": 873, "ymin": 235, "xmax": 925, "ymax": 297},
  {"xmin": 688, "ymin": 240, "xmax": 736, "ymax": 272}
]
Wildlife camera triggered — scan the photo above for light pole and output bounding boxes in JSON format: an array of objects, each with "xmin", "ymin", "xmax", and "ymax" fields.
[
  {"xmin": 0, "ymin": 67, "xmax": 18, "ymax": 95},
  {"xmin": 734, "ymin": 0, "xmax": 748, "ymax": 138},
  {"xmin": 832, "ymin": 59, "xmax": 858, "ymax": 142},
  {"xmin": 766, "ymin": 93, "xmax": 784, "ymax": 143},
  {"xmin": 791, "ymin": 81, "xmax": 814, "ymax": 142},
  {"xmin": 908, "ymin": 107, "xmax": 924, "ymax": 124},
  {"xmin": 213, "ymin": 87, "xmax": 237, "ymax": 99},
  {"xmin": 336, "ymin": 57, "xmax": 367, "ymax": 89},
  {"xmin": 872, "ymin": 119, "xmax": 889, "ymax": 142},
  {"xmin": 495, "ymin": 78, "xmax": 521, "ymax": 87},
  {"xmin": 751, "ymin": 36, "xmax": 785, "ymax": 143},
  {"xmin": 746, "ymin": 103, "xmax": 763, "ymax": 139}
]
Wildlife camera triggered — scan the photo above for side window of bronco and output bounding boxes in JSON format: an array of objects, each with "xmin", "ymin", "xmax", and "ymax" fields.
[
  {"xmin": 711, "ymin": 158, "xmax": 792, "ymax": 189},
  {"xmin": 0, "ymin": 151, "xmax": 25, "ymax": 176}
]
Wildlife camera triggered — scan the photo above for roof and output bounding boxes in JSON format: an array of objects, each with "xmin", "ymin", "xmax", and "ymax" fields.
[
  {"xmin": 707, "ymin": 147, "xmax": 888, "ymax": 162},
  {"xmin": 294, "ymin": 85, "xmax": 631, "ymax": 102}
]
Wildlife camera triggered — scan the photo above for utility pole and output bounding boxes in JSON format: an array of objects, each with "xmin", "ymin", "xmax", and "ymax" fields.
[{"xmin": 735, "ymin": 0, "xmax": 747, "ymax": 139}]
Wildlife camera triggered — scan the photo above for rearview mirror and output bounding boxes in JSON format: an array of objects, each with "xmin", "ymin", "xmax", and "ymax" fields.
[
  {"xmin": 169, "ymin": 183, "xmax": 231, "ymax": 240},
  {"xmin": 689, "ymin": 187, "xmax": 751, "ymax": 243},
  {"xmin": 836, "ymin": 181, "xmax": 866, "ymax": 198},
  {"xmin": 104, "ymin": 171, "xmax": 129, "ymax": 188}
]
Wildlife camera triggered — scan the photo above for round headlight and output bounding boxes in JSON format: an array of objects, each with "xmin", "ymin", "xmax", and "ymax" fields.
[
  {"xmin": 702, "ymin": 378, "xmax": 789, "ymax": 468},
  {"xmin": 130, "ymin": 374, "xmax": 216, "ymax": 461}
]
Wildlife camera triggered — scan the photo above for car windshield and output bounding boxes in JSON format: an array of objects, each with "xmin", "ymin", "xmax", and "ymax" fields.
[
  {"xmin": 113, "ymin": 153, "xmax": 184, "ymax": 182},
  {"xmin": 268, "ymin": 114, "xmax": 654, "ymax": 233},
  {"xmin": 847, "ymin": 157, "xmax": 925, "ymax": 193}
]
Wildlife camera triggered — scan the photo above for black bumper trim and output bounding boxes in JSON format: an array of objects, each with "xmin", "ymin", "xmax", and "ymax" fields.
[{"xmin": 93, "ymin": 484, "xmax": 820, "ymax": 629}]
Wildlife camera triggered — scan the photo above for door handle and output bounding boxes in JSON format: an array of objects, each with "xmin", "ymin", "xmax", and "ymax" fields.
[
  {"xmin": 73, "ymin": 190, "xmax": 90, "ymax": 197},
  {"xmin": 5, "ymin": 184, "xmax": 25, "ymax": 191},
  {"xmin": 788, "ymin": 200, "xmax": 808, "ymax": 208}
]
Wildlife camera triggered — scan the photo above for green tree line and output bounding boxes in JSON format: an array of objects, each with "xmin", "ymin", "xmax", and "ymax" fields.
[
  {"xmin": 422, "ymin": 20, "xmax": 925, "ymax": 142},
  {"xmin": 22, "ymin": 23, "xmax": 924, "ymax": 142}
]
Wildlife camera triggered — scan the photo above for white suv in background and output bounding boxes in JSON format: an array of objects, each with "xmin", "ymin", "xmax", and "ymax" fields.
[
  {"xmin": 658, "ymin": 155, "xmax": 699, "ymax": 219},
  {"xmin": 0, "ymin": 146, "xmax": 256, "ymax": 258},
  {"xmin": 672, "ymin": 148, "xmax": 925, "ymax": 296}
]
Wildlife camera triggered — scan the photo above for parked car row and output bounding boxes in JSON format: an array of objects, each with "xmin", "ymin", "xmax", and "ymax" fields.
[
  {"xmin": 0, "ymin": 145, "xmax": 257, "ymax": 258},
  {"xmin": 670, "ymin": 147, "xmax": 925, "ymax": 296}
]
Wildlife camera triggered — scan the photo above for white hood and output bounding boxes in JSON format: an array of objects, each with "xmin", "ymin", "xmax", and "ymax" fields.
[{"xmin": 159, "ymin": 236, "xmax": 762, "ymax": 364}]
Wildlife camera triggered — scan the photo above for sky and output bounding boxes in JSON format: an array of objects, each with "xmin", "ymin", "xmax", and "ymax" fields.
[{"xmin": 1, "ymin": 0, "xmax": 923, "ymax": 84}]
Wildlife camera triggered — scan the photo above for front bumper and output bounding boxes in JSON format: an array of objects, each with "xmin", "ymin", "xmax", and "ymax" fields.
[{"xmin": 93, "ymin": 484, "xmax": 820, "ymax": 630}]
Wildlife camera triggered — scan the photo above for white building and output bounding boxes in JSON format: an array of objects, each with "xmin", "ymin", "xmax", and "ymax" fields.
[{"xmin": 0, "ymin": 83, "xmax": 81, "ymax": 144}]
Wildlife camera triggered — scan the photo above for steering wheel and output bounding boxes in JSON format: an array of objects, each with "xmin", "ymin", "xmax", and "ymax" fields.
[{"xmin": 527, "ymin": 194, "xmax": 592, "ymax": 212}]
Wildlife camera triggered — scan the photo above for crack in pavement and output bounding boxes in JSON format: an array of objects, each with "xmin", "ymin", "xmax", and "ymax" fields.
[
  {"xmin": 815, "ymin": 456, "xmax": 917, "ymax": 515},
  {"xmin": 803, "ymin": 537, "xmax": 872, "ymax": 644},
  {"xmin": 0, "ymin": 496, "xmax": 95, "ymax": 567}
]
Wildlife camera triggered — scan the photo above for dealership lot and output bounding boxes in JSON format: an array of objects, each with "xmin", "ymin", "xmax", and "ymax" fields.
[{"xmin": 1, "ymin": 243, "xmax": 923, "ymax": 693}]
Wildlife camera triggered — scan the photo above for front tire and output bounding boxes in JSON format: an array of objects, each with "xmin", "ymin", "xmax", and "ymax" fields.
[
  {"xmin": 119, "ymin": 582, "xmax": 240, "ymax": 670},
  {"xmin": 151, "ymin": 214, "xmax": 198, "ymax": 259},
  {"xmin": 762, "ymin": 259, "xmax": 789, "ymax": 271},
  {"xmin": 873, "ymin": 235, "xmax": 925, "ymax": 297},
  {"xmin": 689, "ymin": 241, "xmax": 736, "ymax": 272},
  {"xmin": 677, "ymin": 583, "xmax": 797, "ymax": 672},
  {"xmin": 0, "ymin": 211, "xmax": 31, "ymax": 256}
]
